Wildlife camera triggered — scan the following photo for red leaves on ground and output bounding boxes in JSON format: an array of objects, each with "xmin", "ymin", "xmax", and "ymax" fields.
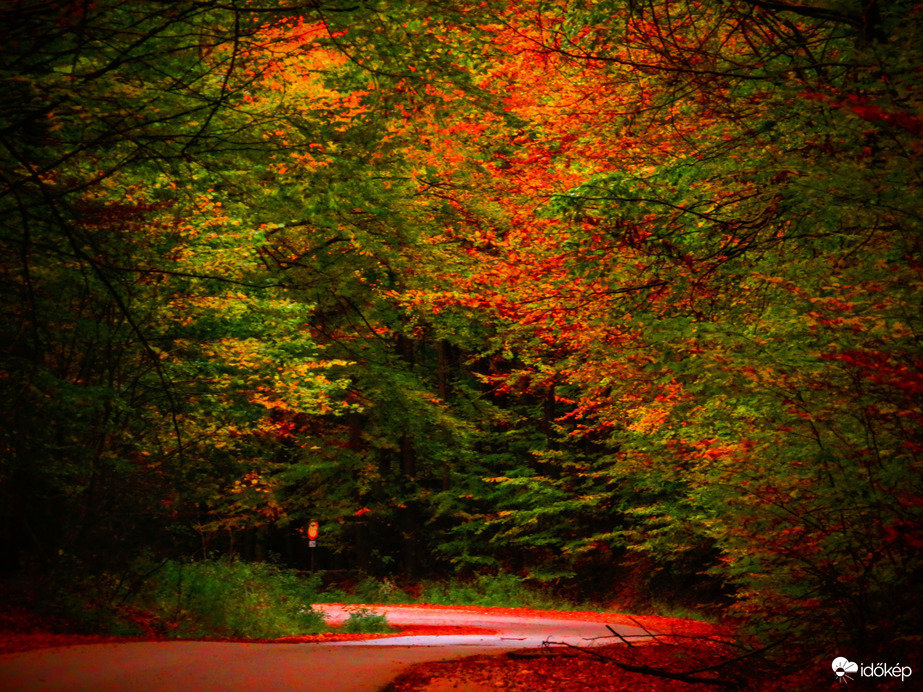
[
  {"xmin": 383, "ymin": 610, "xmax": 779, "ymax": 692},
  {"xmin": 386, "ymin": 642, "xmax": 836, "ymax": 692},
  {"xmin": 0, "ymin": 605, "xmax": 149, "ymax": 656}
]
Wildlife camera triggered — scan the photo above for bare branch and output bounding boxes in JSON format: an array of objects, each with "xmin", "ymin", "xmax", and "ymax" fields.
[
  {"xmin": 542, "ymin": 636, "xmax": 740, "ymax": 688},
  {"xmin": 736, "ymin": 0, "xmax": 863, "ymax": 29}
]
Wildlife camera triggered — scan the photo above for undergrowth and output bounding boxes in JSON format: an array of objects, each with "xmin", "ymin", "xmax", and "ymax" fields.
[
  {"xmin": 138, "ymin": 560, "xmax": 328, "ymax": 639},
  {"xmin": 339, "ymin": 607, "xmax": 397, "ymax": 633},
  {"xmin": 323, "ymin": 572, "xmax": 601, "ymax": 611},
  {"xmin": 39, "ymin": 559, "xmax": 330, "ymax": 639},
  {"xmin": 20, "ymin": 560, "xmax": 715, "ymax": 639},
  {"xmin": 319, "ymin": 572, "xmax": 718, "ymax": 624},
  {"xmin": 419, "ymin": 573, "xmax": 572, "ymax": 609}
]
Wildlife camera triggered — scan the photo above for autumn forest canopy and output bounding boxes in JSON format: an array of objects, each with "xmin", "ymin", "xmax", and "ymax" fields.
[{"xmin": 1, "ymin": 0, "xmax": 921, "ymax": 667}]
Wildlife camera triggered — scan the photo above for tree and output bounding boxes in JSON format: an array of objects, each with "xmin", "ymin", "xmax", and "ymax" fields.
[
  {"xmin": 3, "ymin": 0, "xmax": 920, "ymax": 667},
  {"xmin": 0, "ymin": 0, "xmax": 364, "ymax": 573},
  {"xmin": 387, "ymin": 0, "xmax": 923, "ymax": 662}
]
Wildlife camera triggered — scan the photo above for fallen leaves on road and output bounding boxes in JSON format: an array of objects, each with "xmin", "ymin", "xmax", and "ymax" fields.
[{"xmin": 382, "ymin": 610, "xmax": 798, "ymax": 692}]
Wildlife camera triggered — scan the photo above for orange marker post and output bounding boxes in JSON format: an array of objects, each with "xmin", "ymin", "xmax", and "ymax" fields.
[{"xmin": 307, "ymin": 521, "xmax": 319, "ymax": 572}]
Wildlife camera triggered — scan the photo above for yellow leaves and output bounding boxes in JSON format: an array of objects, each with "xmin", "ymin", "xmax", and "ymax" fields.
[
  {"xmin": 625, "ymin": 404, "xmax": 671, "ymax": 434},
  {"xmin": 231, "ymin": 472, "xmax": 270, "ymax": 494},
  {"xmin": 221, "ymin": 469, "xmax": 287, "ymax": 524}
]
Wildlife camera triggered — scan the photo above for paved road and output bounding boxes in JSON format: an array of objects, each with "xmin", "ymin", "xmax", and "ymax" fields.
[{"xmin": 0, "ymin": 605, "xmax": 651, "ymax": 692}]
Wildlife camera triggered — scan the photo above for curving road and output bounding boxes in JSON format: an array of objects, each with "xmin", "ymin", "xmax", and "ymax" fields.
[{"xmin": 0, "ymin": 605, "xmax": 651, "ymax": 692}]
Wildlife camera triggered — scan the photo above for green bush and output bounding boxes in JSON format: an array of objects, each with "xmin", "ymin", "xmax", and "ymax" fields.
[
  {"xmin": 139, "ymin": 559, "xmax": 327, "ymax": 639},
  {"xmin": 351, "ymin": 576, "xmax": 414, "ymax": 604},
  {"xmin": 319, "ymin": 571, "xmax": 594, "ymax": 610},
  {"xmin": 339, "ymin": 607, "xmax": 396, "ymax": 633},
  {"xmin": 419, "ymin": 573, "xmax": 564, "ymax": 609}
]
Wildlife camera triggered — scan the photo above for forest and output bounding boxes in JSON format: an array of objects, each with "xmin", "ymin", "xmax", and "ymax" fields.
[{"xmin": 1, "ymin": 0, "xmax": 920, "ymax": 672}]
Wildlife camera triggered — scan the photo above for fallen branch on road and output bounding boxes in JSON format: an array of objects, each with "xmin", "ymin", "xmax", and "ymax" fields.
[{"xmin": 542, "ymin": 622, "xmax": 787, "ymax": 689}]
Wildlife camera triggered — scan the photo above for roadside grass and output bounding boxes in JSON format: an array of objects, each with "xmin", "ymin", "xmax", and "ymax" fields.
[
  {"xmin": 419, "ymin": 573, "xmax": 573, "ymax": 609},
  {"xmin": 319, "ymin": 573, "xmax": 719, "ymax": 625},
  {"xmin": 136, "ymin": 559, "xmax": 328, "ymax": 639},
  {"xmin": 322, "ymin": 573, "xmax": 603, "ymax": 612},
  {"xmin": 18, "ymin": 560, "xmax": 716, "ymax": 640},
  {"xmin": 339, "ymin": 607, "xmax": 398, "ymax": 633},
  {"xmin": 30, "ymin": 559, "xmax": 331, "ymax": 640}
]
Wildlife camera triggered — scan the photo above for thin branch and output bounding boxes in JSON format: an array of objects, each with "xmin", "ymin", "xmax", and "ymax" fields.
[
  {"xmin": 542, "ymin": 636, "xmax": 740, "ymax": 688},
  {"xmin": 547, "ymin": 616, "xmax": 789, "ymax": 688},
  {"xmin": 606, "ymin": 623, "xmax": 637, "ymax": 648},
  {"xmin": 736, "ymin": 0, "xmax": 863, "ymax": 29}
]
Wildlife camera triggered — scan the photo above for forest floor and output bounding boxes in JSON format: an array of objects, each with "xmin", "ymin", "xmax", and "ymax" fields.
[{"xmin": 0, "ymin": 602, "xmax": 831, "ymax": 691}]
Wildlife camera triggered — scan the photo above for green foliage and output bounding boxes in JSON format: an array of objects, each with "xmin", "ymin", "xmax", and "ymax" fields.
[
  {"xmin": 3, "ymin": 0, "xmax": 921, "ymax": 671},
  {"xmin": 349, "ymin": 577, "xmax": 415, "ymax": 604},
  {"xmin": 385, "ymin": 0, "xmax": 923, "ymax": 666},
  {"xmin": 32, "ymin": 557, "xmax": 329, "ymax": 639},
  {"xmin": 0, "ymin": 0, "xmax": 357, "ymax": 573},
  {"xmin": 419, "ymin": 573, "xmax": 565, "ymax": 610},
  {"xmin": 138, "ymin": 560, "xmax": 327, "ymax": 639},
  {"xmin": 339, "ymin": 607, "xmax": 396, "ymax": 634},
  {"xmin": 313, "ymin": 572, "xmax": 594, "ymax": 611}
]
